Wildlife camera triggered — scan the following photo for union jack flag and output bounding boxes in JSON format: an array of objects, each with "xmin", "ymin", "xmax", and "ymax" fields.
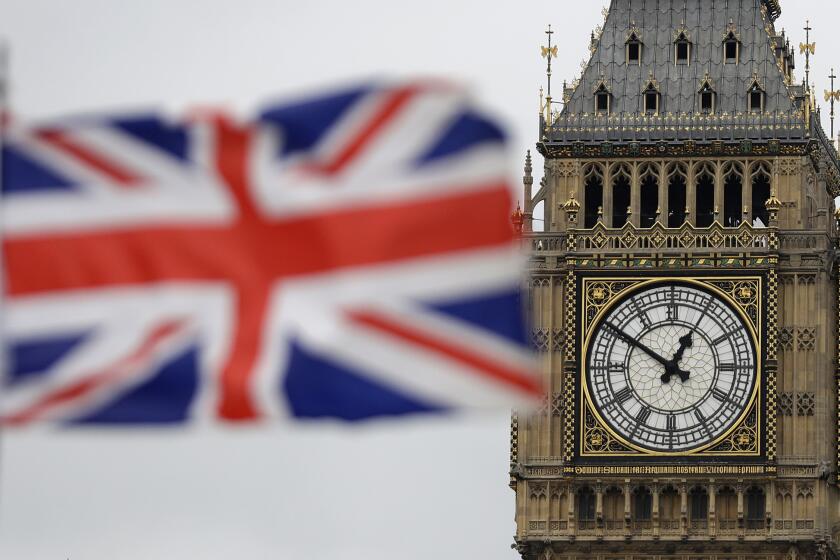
[{"xmin": 0, "ymin": 81, "xmax": 540, "ymax": 425}]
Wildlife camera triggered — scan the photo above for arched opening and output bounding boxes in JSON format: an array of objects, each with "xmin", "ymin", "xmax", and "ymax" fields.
[
  {"xmin": 603, "ymin": 486, "xmax": 624, "ymax": 532},
  {"xmin": 532, "ymin": 200, "xmax": 545, "ymax": 233},
  {"xmin": 699, "ymin": 81, "xmax": 716, "ymax": 113},
  {"xmin": 626, "ymin": 33, "xmax": 642, "ymax": 65},
  {"xmin": 659, "ymin": 486, "xmax": 680, "ymax": 533},
  {"xmin": 775, "ymin": 489, "xmax": 793, "ymax": 530},
  {"xmin": 696, "ymin": 165, "xmax": 715, "ymax": 227},
  {"xmin": 675, "ymin": 34, "xmax": 691, "ymax": 64},
  {"xmin": 584, "ymin": 165, "xmax": 604, "ymax": 228},
  {"xmin": 746, "ymin": 486, "xmax": 766, "ymax": 530},
  {"xmin": 723, "ymin": 163, "xmax": 743, "ymax": 227},
  {"xmin": 644, "ymin": 85, "xmax": 660, "ymax": 114},
  {"xmin": 595, "ymin": 84, "xmax": 611, "ymax": 115},
  {"xmin": 556, "ymin": 493, "xmax": 569, "ymax": 529},
  {"xmin": 612, "ymin": 165, "xmax": 631, "ymax": 228},
  {"xmin": 667, "ymin": 163, "xmax": 687, "ymax": 227},
  {"xmin": 688, "ymin": 486, "xmax": 708, "ymax": 531},
  {"xmin": 717, "ymin": 486, "xmax": 737, "ymax": 532},
  {"xmin": 577, "ymin": 487, "xmax": 596, "ymax": 530},
  {"xmin": 748, "ymin": 81, "xmax": 765, "ymax": 113},
  {"xmin": 724, "ymin": 33, "xmax": 739, "ymax": 63},
  {"xmin": 640, "ymin": 166, "xmax": 659, "ymax": 228},
  {"xmin": 752, "ymin": 164, "xmax": 771, "ymax": 227},
  {"xmin": 632, "ymin": 486, "xmax": 653, "ymax": 530}
]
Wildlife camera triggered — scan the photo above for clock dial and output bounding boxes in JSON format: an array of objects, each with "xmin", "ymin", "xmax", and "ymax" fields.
[{"xmin": 585, "ymin": 282, "xmax": 757, "ymax": 453}]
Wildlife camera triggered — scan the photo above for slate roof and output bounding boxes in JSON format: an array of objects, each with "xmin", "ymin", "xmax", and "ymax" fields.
[{"xmin": 563, "ymin": 0, "xmax": 795, "ymax": 117}]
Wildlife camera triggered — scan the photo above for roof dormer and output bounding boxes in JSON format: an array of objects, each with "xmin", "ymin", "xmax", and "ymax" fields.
[
  {"xmin": 674, "ymin": 24, "xmax": 692, "ymax": 65},
  {"xmin": 722, "ymin": 21, "xmax": 741, "ymax": 63},
  {"xmin": 698, "ymin": 74, "xmax": 716, "ymax": 113},
  {"xmin": 642, "ymin": 74, "xmax": 661, "ymax": 114},
  {"xmin": 747, "ymin": 74, "xmax": 765, "ymax": 112},
  {"xmin": 626, "ymin": 23, "xmax": 643, "ymax": 65},
  {"xmin": 593, "ymin": 78, "xmax": 612, "ymax": 115}
]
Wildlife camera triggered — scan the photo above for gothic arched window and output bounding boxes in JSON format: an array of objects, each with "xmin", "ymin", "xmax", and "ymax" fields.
[
  {"xmin": 723, "ymin": 28, "xmax": 740, "ymax": 63},
  {"xmin": 748, "ymin": 79, "xmax": 765, "ymax": 112},
  {"xmin": 667, "ymin": 162, "xmax": 687, "ymax": 227},
  {"xmin": 723, "ymin": 161, "xmax": 744, "ymax": 227},
  {"xmin": 746, "ymin": 486, "xmax": 766, "ymax": 530},
  {"xmin": 689, "ymin": 486, "xmax": 709, "ymax": 524},
  {"xmin": 611, "ymin": 164, "xmax": 632, "ymax": 228},
  {"xmin": 674, "ymin": 31, "xmax": 691, "ymax": 64},
  {"xmin": 639, "ymin": 163, "xmax": 659, "ymax": 228},
  {"xmin": 577, "ymin": 487, "xmax": 596, "ymax": 529},
  {"xmin": 716, "ymin": 486, "xmax": 737, "ymax": 531},
  {"xmin": 626, "ymin": 31, "xmax": 643, "ymax": 65},
  {"xmin": 695, "ymin": 163, "xmax": 716, "ymax": 227},
  {"xmin": 583, "ymin": 164, "xmax": 604, "ymax": 228},
  {"xmin": 643, "ymin": 78, "xmax": 661, "ymax": 115},
  {"xmin": 632, "ymin": 486, "xmax": 653, "ymax": 523},
  {"xmin": 603, "ymin": 487, "xmax": 624, "ymax": 531},
  {"xmin": 595, "ymin": 83, "xmax": 611, "ymax": 115},
  {"xmin": 698, "ymin": 78, "xmax": 716, "ymax": 113},
  {"xmin": 751, "ymin": 162, "xmax": 772, "ymax": 226}
]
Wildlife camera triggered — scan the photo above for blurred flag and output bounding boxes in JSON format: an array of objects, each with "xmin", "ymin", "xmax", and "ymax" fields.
[{"xmin": 0, "ymin": 81, "xmax": 540, "ymax": 426}]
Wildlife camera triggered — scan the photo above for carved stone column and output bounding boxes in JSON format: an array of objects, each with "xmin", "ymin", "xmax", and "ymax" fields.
[
  {"xmin": 714, "ymin": 160, "xmax": 723, "ymax": 225},
  {"xmin": 595, "ymin": 481, "xmax": 604, "ymax": 524},
  {"xmin": 568, "ymin": 484, "xmax": 576, "ymax": 537},
  {"xmin": 624, "ymin": 480, "xmax": 632, "ymax": 530},
  {"xmin": 743, "ymin": 159, "xmax": 753, "ymax": 223},
  {"xmin": 659, "ymin": 161, "xmax": 668, "ymax": 227},
  {"xmin": 523, "ymin": 150, "xmax": 534, "ymax": 233},
  {"xmin": 709, "ymin": 481, "xmax": 716, "ymax": 538},
  {"xmin": 687, "ymin": 161, "xmax": 697, "ymax": 226},
  {"xmin": 604, "ymin": 165, "xmax": 614, "ymax": 229},
  {"xmin": 652, "ymin": 480, "xmax": 660, "ymax": 539},
  {"xmin": 631, "ymin": 162, "xmax": 640, "ymax": 228}
]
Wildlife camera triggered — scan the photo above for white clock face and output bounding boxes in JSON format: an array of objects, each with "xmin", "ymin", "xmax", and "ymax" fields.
[{"xmin": 585, "ymin": 282, "xmax": 757, "ymax": 452}]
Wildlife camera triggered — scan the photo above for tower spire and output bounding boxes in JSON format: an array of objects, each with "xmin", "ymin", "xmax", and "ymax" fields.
[
  {"xmin": 800, "ymin": 20, "xmax": 815, "ymax": 89},
  {"xmin": 523, "ymin": 150, "xmax": 534, "ymax": 232},
  {"xmin": 541, "ymin": 25, "xmax": 558, "ymax": 125},
  {"xmin": 826, "ymin": 68, "xmax": 839, "ymax": 138}
]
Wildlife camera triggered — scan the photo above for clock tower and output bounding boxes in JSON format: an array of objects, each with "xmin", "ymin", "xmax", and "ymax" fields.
[{"xmin": 511, "ymin": 1, "xmax": 840, "ymax": 560}]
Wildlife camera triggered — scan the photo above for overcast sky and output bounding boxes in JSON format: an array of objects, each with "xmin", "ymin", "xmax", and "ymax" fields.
[{"xmin": 0, "ymin": 1, "xmax": 838, "ymax": 559}]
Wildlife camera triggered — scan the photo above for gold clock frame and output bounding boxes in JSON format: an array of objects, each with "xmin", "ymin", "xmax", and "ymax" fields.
[{"xmin": 576, "ymin": 275, "xmax": 764, "ymax": 459}]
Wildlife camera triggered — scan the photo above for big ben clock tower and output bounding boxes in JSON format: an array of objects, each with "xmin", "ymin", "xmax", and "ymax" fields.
[{"xmin": 511, "ymin": 1, "xmax": 840, "ymax": 559}]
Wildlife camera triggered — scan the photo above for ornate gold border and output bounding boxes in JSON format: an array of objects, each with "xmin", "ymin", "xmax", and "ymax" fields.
[{"xmin": 578, "ymin": 276, "xmax": 764, "ymax": 458}]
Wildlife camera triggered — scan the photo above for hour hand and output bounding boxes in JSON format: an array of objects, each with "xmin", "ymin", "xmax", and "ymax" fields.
[
  {"xmin": 673, "ymin": 331, "xmax": 693, "ymax": 363},
  {"xmin": 604, "ymin": 321, "xmax": 671, "ymax": 367}
]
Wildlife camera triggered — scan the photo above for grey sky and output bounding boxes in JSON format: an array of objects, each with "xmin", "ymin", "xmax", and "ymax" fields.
[{"xmin": 0, "ymin": 1, "xmax": 837, "ymax": 558}]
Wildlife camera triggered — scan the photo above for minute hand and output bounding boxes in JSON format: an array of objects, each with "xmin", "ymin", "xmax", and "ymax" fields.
[{"xmin": 604, "ymin": 321, "xmax": 672, "ymax": 367}]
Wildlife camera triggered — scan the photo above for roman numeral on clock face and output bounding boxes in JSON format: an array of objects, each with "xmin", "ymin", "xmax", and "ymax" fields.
[
  {"xmin": 712, "ymin": 333, "xmax": 732, "ymax": 346},
  {"xmin": 614, "ymin": 386, "xmax": 633, "ymax": 404},
  {"xmin": 712, "ymin": 388, "xmax": 731, "ymax": 402},
  {"xmin": 636, "ymin": 408, "xmax": 651, "ymax": 425},
  {"xmin": 666, "ymin": 287, "xmax": 679, "ymax": 320}
]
